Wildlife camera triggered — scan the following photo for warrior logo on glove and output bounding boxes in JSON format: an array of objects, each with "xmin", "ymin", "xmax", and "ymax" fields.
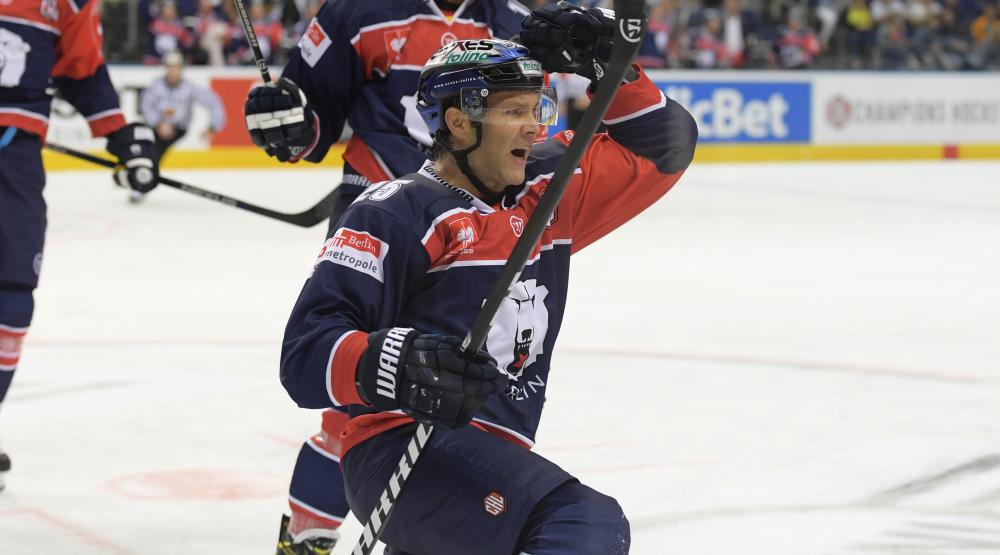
[{"xmin": 356, "ymin": 328, "xmax": 508, "ymax": 429}]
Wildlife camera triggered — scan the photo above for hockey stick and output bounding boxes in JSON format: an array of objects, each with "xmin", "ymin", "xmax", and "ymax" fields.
[
  {"xmin": 44, "ymin": 142, "xmax": 335, "ymax": 228},
  {"xmin": 350, "ymin": 1, "xmax": 647, "ymax": 553},
  {"xmin": 232, "ymin": 0, "xmax": 272, "ymax": 84}
]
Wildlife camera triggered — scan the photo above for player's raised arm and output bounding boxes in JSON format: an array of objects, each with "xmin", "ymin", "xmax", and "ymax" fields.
[{"xmin": 519, "ymin": 1, "xmax": 698, "ymax": 252}]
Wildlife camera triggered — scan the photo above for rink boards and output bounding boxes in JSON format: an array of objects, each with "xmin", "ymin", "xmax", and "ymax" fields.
[{"xmin": 41, "ymin": 66, "xmax": 1000, "ymax": 170}]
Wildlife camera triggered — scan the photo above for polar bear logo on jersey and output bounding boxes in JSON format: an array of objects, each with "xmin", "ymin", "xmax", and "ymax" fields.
[
  {"xmin": 0, "ymin": 29, "xmax": 32, "ymax": 88},
  {"xmin": 485, "ymin": 279, "xmax": 549, "ymax": 388}
]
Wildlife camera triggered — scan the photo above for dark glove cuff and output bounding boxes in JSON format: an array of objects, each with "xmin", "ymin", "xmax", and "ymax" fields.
[{"xmin": 357, "ymin": 327, "xmax": 417, "ymax": 409}]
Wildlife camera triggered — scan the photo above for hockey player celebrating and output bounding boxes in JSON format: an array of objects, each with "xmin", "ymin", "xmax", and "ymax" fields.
[
  {"xmin": 278, "ymin": 10, "xmax": 697, "ymax": 554},
  {"xmin": 0, "ymin": 0, "xmax": 159, "ymax": 490},
  {"xmin": 242, "ymin": 1, "xmax": 532, "ymax": 550}
]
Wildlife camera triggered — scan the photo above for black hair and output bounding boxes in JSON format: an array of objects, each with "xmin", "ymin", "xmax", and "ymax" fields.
[{"xmin": 430, "ymin": 96, "xmax": 462, "ymax": 161}]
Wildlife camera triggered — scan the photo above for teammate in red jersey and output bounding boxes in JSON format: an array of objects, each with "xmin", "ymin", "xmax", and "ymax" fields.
[{"xmin": 0, "ymin": 0, "xmax": 160, "ymax": 490}]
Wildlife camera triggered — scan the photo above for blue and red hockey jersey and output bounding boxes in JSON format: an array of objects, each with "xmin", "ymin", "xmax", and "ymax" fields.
[
  {"xmin": 280, "ymin": 68, "xmax": 698, "ymax": 456},
  {"xmin": 281, "ymin": 0, "xmax": 529, "ymax": 181},
  {"xmin": 0, "ymin": 0, "xmax": 126, "ymax": 138}
]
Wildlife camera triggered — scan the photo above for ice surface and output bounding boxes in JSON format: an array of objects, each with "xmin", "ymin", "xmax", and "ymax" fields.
[{"xmin": 1, "ymin": 161, "xmax": 998, "ymax": 554}]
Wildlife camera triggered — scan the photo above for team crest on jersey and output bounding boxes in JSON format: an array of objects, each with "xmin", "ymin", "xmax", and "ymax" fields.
[
  {"xmin": 448, "ymin": 217, "xmax": 477, "ymax": 251},
  {"xmin": 299, "ymin": 19, "xmax": 332, "ymax": 67},
  {"xmin": 485, "ymin": 279, "xmax": 549, "ymax": 401},
  {"xmin": 484, "ymin": 491, "xmax": 505, "ymax": 516},
  {"xmin": 383, "ymin": 28, "xmax": 408, "ymax": 62},
  {"xmin": 509, "ymin": 216, "xmax": 524, "ymax": 237},
  {"xmin": 314, "ymin": 228, "xmax": 389, "ymax": 282}
]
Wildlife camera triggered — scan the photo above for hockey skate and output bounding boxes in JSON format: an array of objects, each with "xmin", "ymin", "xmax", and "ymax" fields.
[
  {"xmin": 276, "ymin": 514, "xmax": 338, "ymax": 555},
  {"xmin": 0, "ymin": 443, "xmax": 10, "ymax": 492}
]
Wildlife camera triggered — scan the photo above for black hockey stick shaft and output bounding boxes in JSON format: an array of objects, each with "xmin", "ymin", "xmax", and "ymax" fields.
[
  {"xmin": 44, "ymin": 142, "xmax": 334, "ymax": 228},
  {"xmin": 232, "ymin": 0, "xmax": 272, "ymax": 83},
  {"xmin": 350, "ymin": 1, "xmax": 646, "ymax": 553}
]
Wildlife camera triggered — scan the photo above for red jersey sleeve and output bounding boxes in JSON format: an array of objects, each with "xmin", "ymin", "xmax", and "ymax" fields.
[
  {"xmin": 52, "ymin": 0, "xmax": 126, "ymax": 137},
  {"xmin": 567, "ymin": 67, "xmax": 698, "ymax": 253}
]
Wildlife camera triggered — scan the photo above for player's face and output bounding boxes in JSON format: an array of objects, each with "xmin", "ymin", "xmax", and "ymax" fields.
[{"xmin": 466, "ymin": 91, "xmax": 541, "ymax": 192}]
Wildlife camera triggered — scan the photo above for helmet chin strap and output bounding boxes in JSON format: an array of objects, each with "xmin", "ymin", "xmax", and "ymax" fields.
[{"xmin": 437, "ymin": 123, "xmax": 504, "ymax": 205}]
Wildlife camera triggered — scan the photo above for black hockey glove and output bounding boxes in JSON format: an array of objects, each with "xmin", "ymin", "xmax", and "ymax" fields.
[
  {"xmin": 519, "ymin": 1, "xmax": 615, "ymax": 82},
  {"xmin": 244, "ymin": 77, "xmax": 317, "ymax": 163},
  {"xmin": 105, "ymin": 123, "xmax": 159, "ymax": 193},
  {"xmin": 356, "ymin": 328, "xmax": 508, "ymax": 429}
]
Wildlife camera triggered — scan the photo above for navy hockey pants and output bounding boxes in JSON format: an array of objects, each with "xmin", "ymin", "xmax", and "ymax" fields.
[
  {"xmin": 343, "ymin": 424, "xmax": 630, "ymax": 555},
  {"xmin": 0, "ymin": 127, "xmax": 45, "ymax": 403}
]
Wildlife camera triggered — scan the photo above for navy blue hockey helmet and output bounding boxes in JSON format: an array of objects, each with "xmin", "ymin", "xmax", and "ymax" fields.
[{"xmin": 416, "ymin": 39, "xmax": 558, "ymax": 139}]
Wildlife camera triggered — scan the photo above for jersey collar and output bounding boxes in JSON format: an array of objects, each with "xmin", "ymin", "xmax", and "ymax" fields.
[{"xmin": 420, "ymin": 162, "xmax": 496, "ymax": 213}]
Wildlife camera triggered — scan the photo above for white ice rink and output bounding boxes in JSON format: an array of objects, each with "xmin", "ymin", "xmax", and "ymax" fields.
[{"xmin": 1, "ymin": 160, "xmax": 999, "ymax": 554}]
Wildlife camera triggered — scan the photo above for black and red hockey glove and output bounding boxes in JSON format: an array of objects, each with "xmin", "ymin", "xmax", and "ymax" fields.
[
  {"xmin": 244, "ymin": 77, "xmax": 318, "ymax": 163},
  {"xmin": 106, "ymin": 123, "xmax": 159, "ymax": 193},
  {"xmin": 518, "ymin": 1, "xmax": 615, "ymax": 82},
  {"xmin": 355, "ymin": 328, "xmax": 508, "ymax": 429}
]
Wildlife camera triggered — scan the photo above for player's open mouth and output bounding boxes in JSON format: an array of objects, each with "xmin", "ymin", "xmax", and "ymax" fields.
[{"xmin": 510, "ymin": 148, "xmax": 528, "ymax": 161}]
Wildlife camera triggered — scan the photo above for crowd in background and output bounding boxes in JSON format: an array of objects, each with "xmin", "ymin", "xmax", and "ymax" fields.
[
  {"xmin": 630, "ymin": 0, "xmax": 1000, "ymax": 70},
  {"xmin": 136, "ymin": 0, "xmax": 322, "ymax": 66},
  {"xmin": 121, "ymin": 0, "xmax": 1000, "ymax": 70}
]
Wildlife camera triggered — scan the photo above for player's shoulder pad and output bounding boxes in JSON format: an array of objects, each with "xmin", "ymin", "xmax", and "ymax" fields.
[{"xmin": 349, "ymin": 172, "xmax": 457, "ymax": 231}]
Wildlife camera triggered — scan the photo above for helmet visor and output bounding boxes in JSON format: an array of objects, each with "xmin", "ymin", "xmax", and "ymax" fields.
[{"xmin": 460, "ymin": 86, "xmax": 559, "ymax": 127}]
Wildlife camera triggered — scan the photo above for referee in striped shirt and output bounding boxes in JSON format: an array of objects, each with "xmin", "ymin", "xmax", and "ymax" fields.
[{"xmin": 136, "ymin": 51, "xmax": 225, "ymax": 201}]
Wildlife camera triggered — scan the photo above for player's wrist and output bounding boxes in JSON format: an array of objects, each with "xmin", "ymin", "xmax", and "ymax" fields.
[{"xmin": 356, "ymin": 327, "xmax": 418, "ymax": 410}]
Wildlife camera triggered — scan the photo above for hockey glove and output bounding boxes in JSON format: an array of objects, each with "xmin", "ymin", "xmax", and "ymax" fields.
[
  {"xmin": 519, "ymin": 1, "xmax": 614, "ymax": 82},
  {"xmin": 105, "ymin": 123, "xmax": 159, "ymax": 193},
  {"xmin": 244, "ymin": 77, "xmax": 317, "ymax": 163},
  {"xmin": 356, "ymin": 328, "xmax": 508, "ymax": 429}
]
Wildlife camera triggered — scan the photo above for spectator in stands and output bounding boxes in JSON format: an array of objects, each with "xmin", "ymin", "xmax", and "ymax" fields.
[
  {"xmin": 638, "ymin": 0, "xmax": 679, "ymax": 67},
  {"xmin": 969, "ymin": 1, "xmax": 1000, "ymax": 68},
  {"xmin": 971, "ymin": 2, "xmax": 1000, "ymax": 40},
  {"xmin": 774, "ymin": 7, "xmax": 822, "ymax": 68},
  {"xmin": 191, "ymin": 0, "xmax": 230, "ymax": 66},
  {"xmin": 140, "ymin": 52, "xmax": 226, "ymax": 170},
  {"xmin": 226, "ymin": 0, "xmax": 284, "ymax": 65},
  {"xmin": 949, "ymin": 0, "xmax": 982, "ymax": 29},
  {"xmin": 871, "ymin": 0, "xmax": 908, "ymax": 26},
  {"xmin": 845, "ymin": 0, "xmax": 876, "ymax": 67},
  {"xmin": 720, "ymin": 0, "xmax": 748, "ymax": 67},
  {"xmin": 106, "ymin": 0, "xmax": 1000, "ymax": 71},
  {"xmin": 686, "ymin": 8, "xmax": 732, "ymax": 67},
  {"xmin": 908, "ymin": 0, "xmax": 943, "ymax": 67},
  {"xmin": 876, "ymin": 12, "xmax": 913, "ymax": 68},
  {"xmin": 931, "ymin": 0, "xmax": 975, "ymax": 68},
  {"xmin": 814, "ymin": 0, "xmax": 845, "ymax": 50},
  {"xmin": 146, "ymin": 0, "xmax": 194, "ymax": 65},
  {"xmin": 763, "ymin": 0, "xmax": 801, "ymax": 27}
]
